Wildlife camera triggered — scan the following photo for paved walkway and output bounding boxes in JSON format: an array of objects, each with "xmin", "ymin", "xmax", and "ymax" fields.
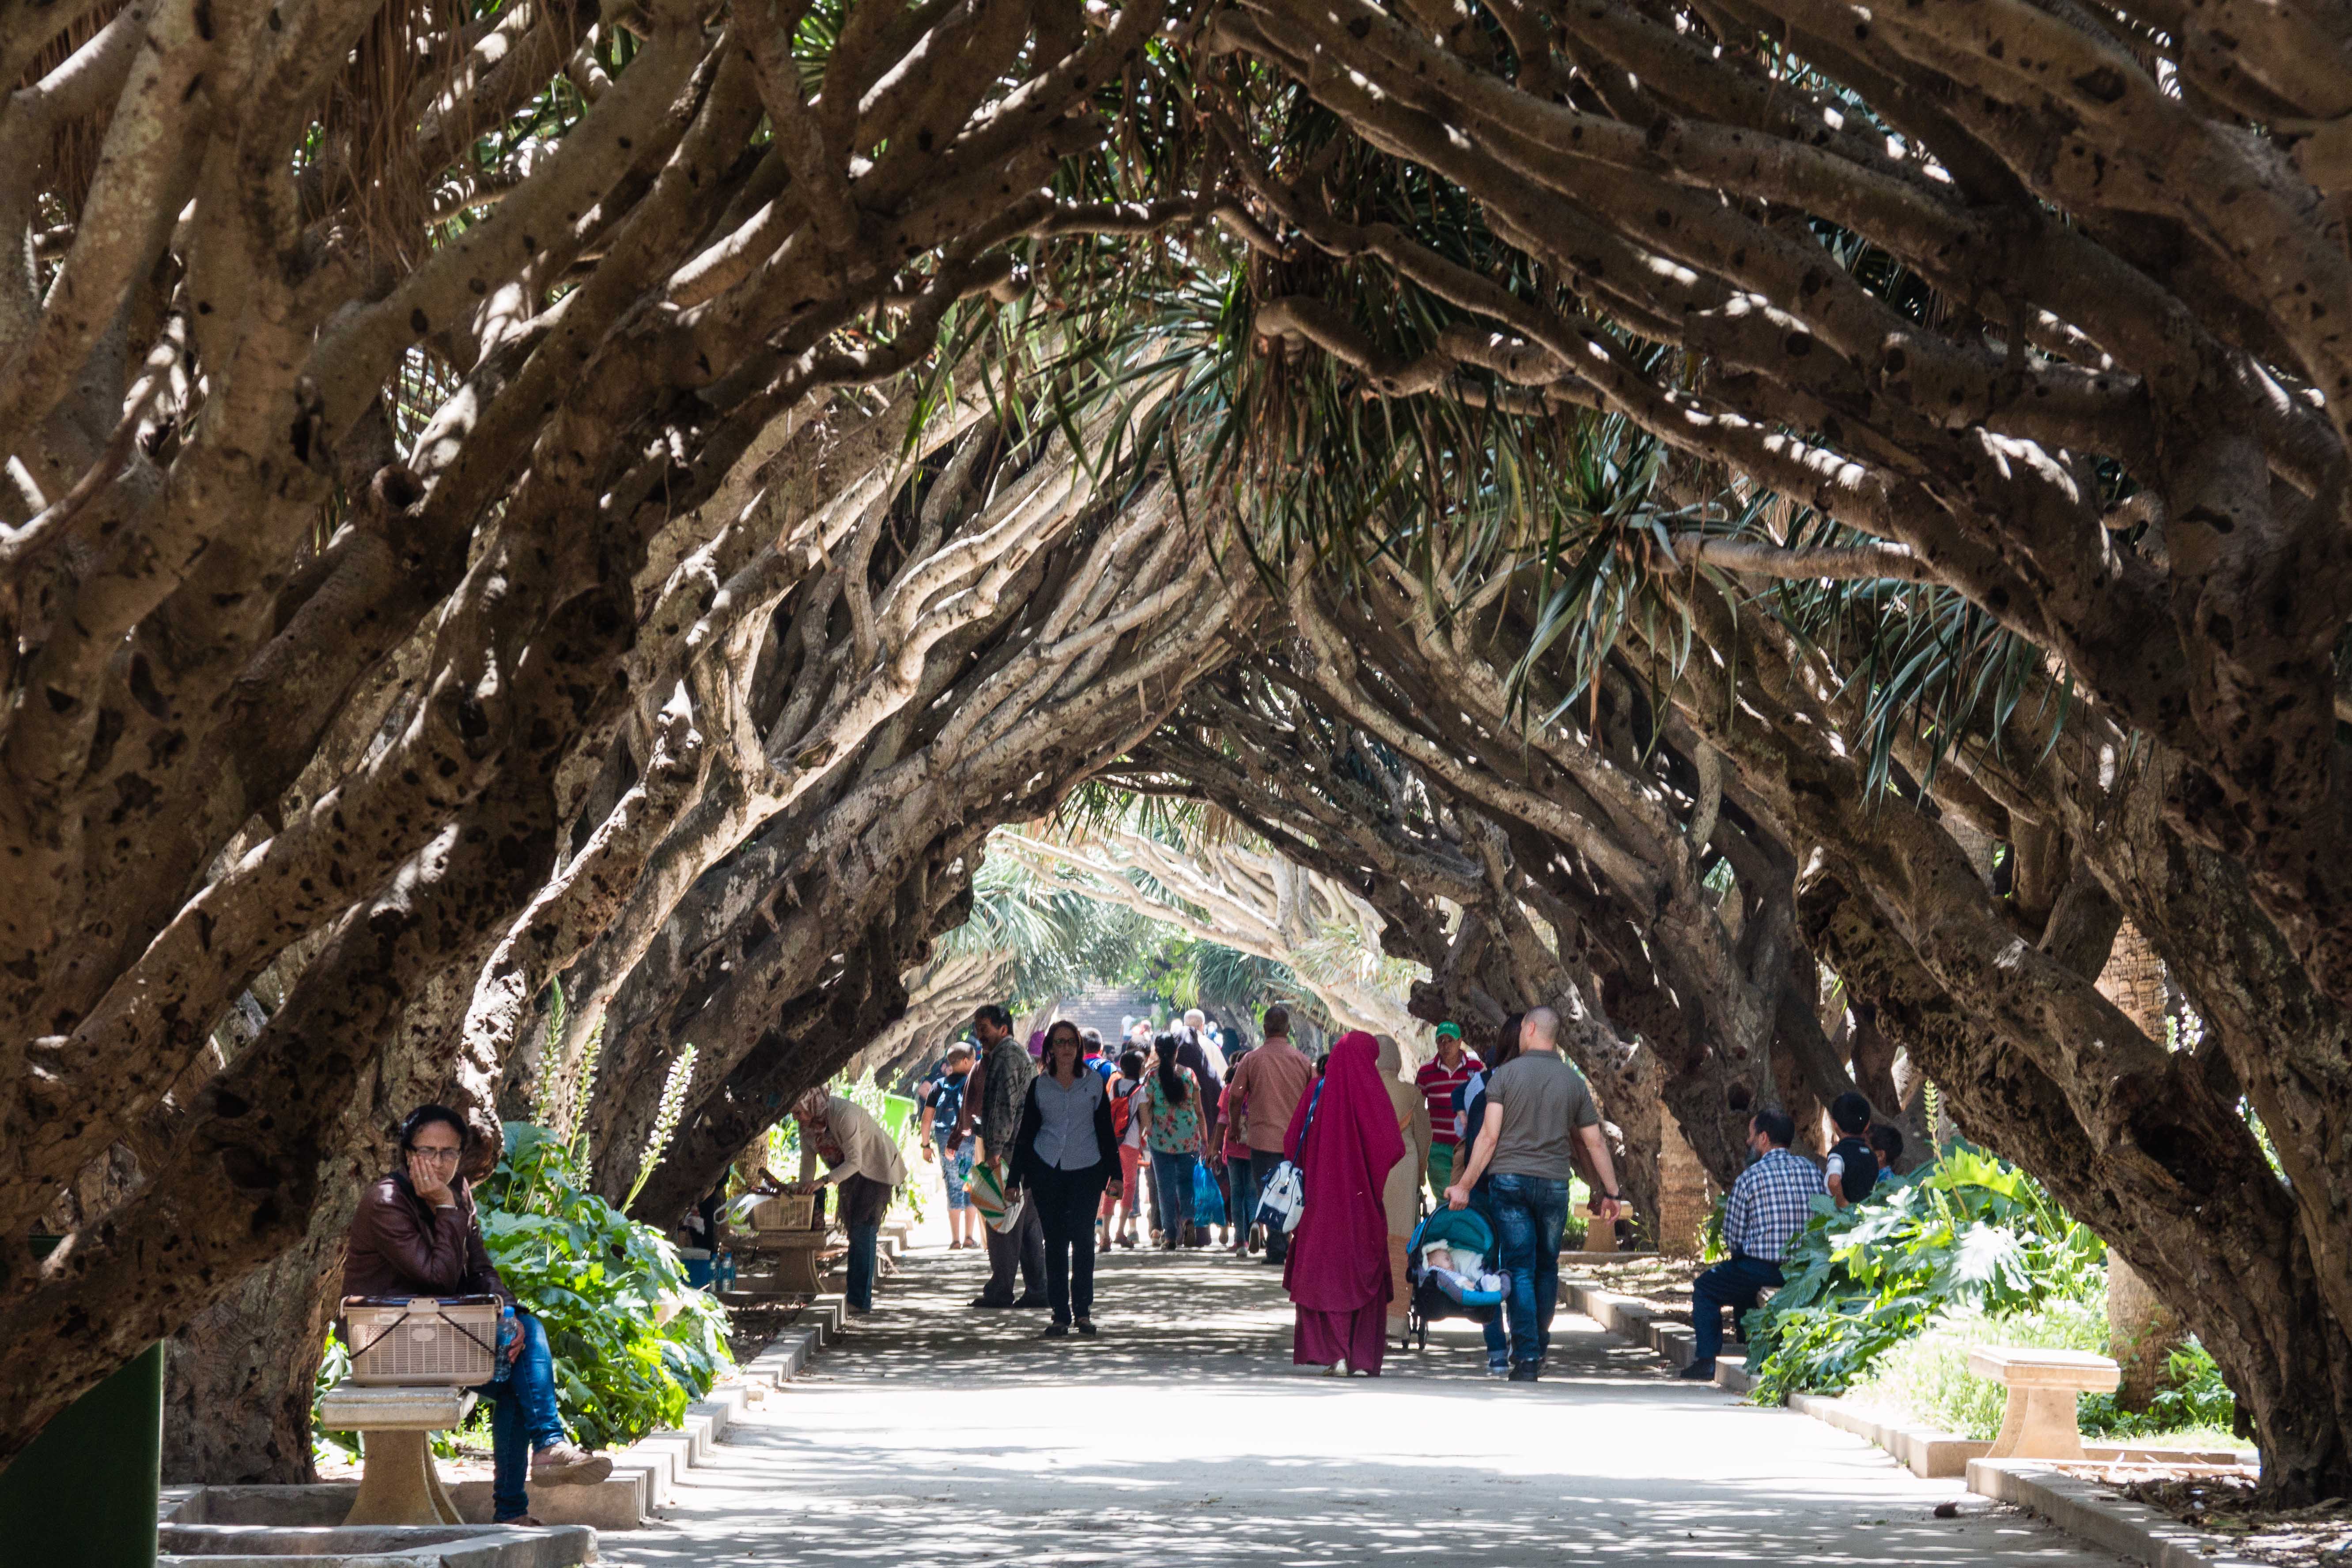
[{"xmin": 607, "ymin": 1247, "xmax": 2126, "ymax": 1568}]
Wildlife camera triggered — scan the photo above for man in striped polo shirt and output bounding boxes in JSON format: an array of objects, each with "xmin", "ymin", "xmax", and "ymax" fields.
[{"xmin": 1414, "ymin": 1020, "xmax": 1484, "ymax": 1198}]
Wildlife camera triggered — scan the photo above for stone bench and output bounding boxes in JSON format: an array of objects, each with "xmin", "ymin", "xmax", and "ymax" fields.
[
  {"xmin": 315, "ymin": 1381, "xmax": 474, "ymax": 1526},
  {"xmin": 736, "ymin": 1225, "xmax": 832, "ymax": 1294},
  {"xmin": 1967, "ymin": 1346, "xmax": 2120, "ymax": 1461}
]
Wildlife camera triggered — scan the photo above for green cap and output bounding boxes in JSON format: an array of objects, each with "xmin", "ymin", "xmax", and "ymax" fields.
[{"xmin": 1434, "ymin": 1021, "xmax": 1462, "ymax": 1041}]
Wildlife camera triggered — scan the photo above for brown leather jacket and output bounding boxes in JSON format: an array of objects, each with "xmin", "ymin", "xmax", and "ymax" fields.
[{"xmin": 342, "ymin": 1171, "xmax": 512, "ymax": 1303}]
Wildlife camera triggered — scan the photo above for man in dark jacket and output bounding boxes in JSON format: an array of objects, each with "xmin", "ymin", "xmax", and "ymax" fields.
[
  {"xmin": 344, "ymin": 1106, "xmax": 610, "ymax": 1525},
  {"xmin": 949, "ymin": 1005, "xmax": 1048, "ymax": 1309}
]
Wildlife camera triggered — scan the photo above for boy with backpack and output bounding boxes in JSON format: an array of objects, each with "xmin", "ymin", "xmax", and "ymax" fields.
[{"xmin": 1825, "ymin": 1091, "xmax": 1881, "ymax": 1207}]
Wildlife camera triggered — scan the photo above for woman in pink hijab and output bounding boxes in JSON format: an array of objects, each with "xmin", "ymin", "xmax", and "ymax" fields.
[{"xmin": 1280, "ymin": 1031, "xmax": 1407, "ymax": 1375}]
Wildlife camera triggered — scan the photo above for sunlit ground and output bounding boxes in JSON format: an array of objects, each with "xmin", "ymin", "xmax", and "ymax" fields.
[{"xmin": 602, "ymin": 1246, "xmax": 2123, "ymax": 1568}]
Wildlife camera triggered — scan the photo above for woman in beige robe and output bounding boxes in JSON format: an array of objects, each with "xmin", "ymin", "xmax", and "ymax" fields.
[{"xmin": 1373, "ymin": 1034, "xmax": 1433, "ymax": 1337}]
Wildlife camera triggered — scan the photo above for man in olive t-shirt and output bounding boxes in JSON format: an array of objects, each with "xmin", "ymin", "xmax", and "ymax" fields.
[{"xmin": 1444, "ymin": 1007, "xmax": 1623, "ymax": 1379}]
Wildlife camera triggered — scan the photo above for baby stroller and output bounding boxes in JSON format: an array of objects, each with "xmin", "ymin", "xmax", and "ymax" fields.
[{"xmin": 1401, "ymin": 1206, "xmax": 1508, "ymax": 1350}]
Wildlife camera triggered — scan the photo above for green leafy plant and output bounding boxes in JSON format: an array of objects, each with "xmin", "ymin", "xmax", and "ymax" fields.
[
  {"xmin": 1743, "ymin": 1144, "xmax": 2106, "ymax": 1402},
  {"xmin": 477, "ymin": 1122, "xmax": 732, "ymax": 1448},
  {"xmin": 530, "ymin": 979, "xmax": 608, "ymax": 1167},
  {"xmin": 1701, "ymin": 1192, "xmax": 1729, "ymax": 1263},
  {"xmin": 2081, "ymin": 1342, "xmax": 2240, "ymax": 1445},
  {"xmin": 1853, "ymin": 1299, "xmax": 2111, "ymax": 1439},
  {"xmin": 1856, "ymin": 1302, "xmax": 2239, "ymax": 1449},
  {"xmin": 312, "ymin": 1328, "xmax": 359, "ymax": 1463}
]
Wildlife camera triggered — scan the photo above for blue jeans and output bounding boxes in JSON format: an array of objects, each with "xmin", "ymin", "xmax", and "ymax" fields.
[
  {"xmin": 1149, "ymin": 1148, "xmax": 1195, "ymax": 1236},
  {"xmin": 1690, "ymin": 1254, "xmax": 1784, "ymax": 1365},
  {"xmin": 1225, "ymin": 1154, "xmax": 1256, "ymax": 1232},
  {"xmin": 1488, "ymin": 1173, "xmax": 1570, "ymax": 1368},
  {"xmin": 470, "ymin": 1311, "xmax": 566, "ymax": 1522}
]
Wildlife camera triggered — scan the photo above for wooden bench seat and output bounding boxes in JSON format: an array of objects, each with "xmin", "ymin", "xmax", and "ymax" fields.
[
  {"xmin": 1966, "ymin": 1347, "xmax": 2120, "ymax": 1461},
  {"xmin": 315, "ymin": 1381, "xmax": 474, "ymax": 1526}
]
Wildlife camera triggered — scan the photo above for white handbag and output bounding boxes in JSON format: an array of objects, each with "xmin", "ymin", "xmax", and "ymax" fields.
[{"xmin": 1252, "ymin": 1083, "xmax": 1322, "ymax": 1235}]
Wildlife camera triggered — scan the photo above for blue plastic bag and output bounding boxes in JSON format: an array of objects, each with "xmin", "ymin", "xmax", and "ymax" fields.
[{"xmin": 1192, "ymin": 1157, "xmax": 1224, "ymax": 1224}]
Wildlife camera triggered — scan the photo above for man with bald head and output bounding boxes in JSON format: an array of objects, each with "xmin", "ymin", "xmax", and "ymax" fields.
[{"xmin": 1445, "ymin": 1006, "xmax": 1624, "ymax": 1380}]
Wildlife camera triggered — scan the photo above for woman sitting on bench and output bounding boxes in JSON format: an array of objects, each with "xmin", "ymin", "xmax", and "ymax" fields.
[{"xmin": 344, "ymin": 1104, "xmax": 613, "ymax": 1526}]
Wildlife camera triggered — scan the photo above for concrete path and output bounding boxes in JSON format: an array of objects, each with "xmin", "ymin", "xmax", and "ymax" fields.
[{"xmin": 606, "ymin": 1247, "xmax": 2126, "ymax": 1568}]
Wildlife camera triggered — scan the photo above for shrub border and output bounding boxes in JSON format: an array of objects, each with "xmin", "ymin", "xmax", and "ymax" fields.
[{"xmin": 1561, "ymin": 1267, "xmax": 2258, "ymax": 1568}]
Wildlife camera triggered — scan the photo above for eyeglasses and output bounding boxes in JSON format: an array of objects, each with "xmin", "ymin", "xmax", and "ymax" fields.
[{"xmin": 410, "ymin": 1145, "xmax": 463, "ymax": 1164}]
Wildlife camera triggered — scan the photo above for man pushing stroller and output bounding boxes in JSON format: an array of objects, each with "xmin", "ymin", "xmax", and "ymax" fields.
[{"xmin": 1445, "ymin": 1008, "xmax": 1622, "ymax": 1381}]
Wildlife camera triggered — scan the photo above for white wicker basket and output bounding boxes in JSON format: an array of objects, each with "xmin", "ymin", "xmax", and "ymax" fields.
[
  {"xmin": 750, "ymin": 1191, "xmax": 817, "ymax": 1231},
  {"xmin": 343, "ymin": 1296, "xmax": 502, "ymax": 1386}
]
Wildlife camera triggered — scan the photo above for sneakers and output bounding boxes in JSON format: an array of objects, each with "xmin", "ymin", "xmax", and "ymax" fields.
[
  {"xmin": 530, "ymin": 1443, "xmax": 613, "ymax": 1486},
  {"xmin": 1676, "ymin": 1360, "xmax": 1718, "ymax": 1380},
  {"xmin": 1041, "ymin": 1322, "xmax": 1070, "ymax": 1338},
  {"xmin": 1507, "ymin": 1364, "xmax": 1540, "ymax": 1383},
  {"xmin": 1075, "ymin": 1319, "xmax": 1098, "ymax": 1337},
  {"xmin": 1486, "ymin": 1362, "xmax": 1511, "ymax": 1379}
]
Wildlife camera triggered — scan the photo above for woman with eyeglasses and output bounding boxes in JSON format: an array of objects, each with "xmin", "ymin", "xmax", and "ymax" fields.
[
  {"xmin": 1011, "ymin": 1020, "xmax": 1118, "ymax": 1336},
  {"xmin": 344, "ymin": 1105, "xmax": 611, "ymax": 1526}
]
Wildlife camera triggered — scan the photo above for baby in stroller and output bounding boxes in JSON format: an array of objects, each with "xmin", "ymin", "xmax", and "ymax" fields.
[{"xmin": 1403, "ymin": 1208, "xmax": 1509, "ymax": 1354}]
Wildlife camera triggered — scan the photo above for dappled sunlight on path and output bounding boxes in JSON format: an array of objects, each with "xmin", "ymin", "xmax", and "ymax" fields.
[{"xmin": 604, "ymin": 1248, "xmax": 2122, "ymax": 1568}]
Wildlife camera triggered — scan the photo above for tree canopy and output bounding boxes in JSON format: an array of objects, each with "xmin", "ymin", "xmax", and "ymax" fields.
[{"xmin": 7, "ymin": 0, "xmax": 2352, "ymax": 1507}]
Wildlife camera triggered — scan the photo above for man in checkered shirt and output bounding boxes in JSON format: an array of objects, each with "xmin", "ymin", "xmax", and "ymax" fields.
[{"xmin": 1680, "ymin": 1107, "xmax": 1823, "ymax": 1379}]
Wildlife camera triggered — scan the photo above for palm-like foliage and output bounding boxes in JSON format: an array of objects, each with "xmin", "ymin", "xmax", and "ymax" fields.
[
  {"xmin": 1100, "ymin": 68, "xmax": 2079, "ymax": 794},
  {"xmin": 936, "ymin": 857, "xmax": 1166, "ymax": 1014}
]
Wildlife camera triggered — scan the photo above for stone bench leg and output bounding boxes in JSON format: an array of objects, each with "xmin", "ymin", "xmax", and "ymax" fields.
[
  {"xmin": 345, "ymin": 1430, "xmax": 466, "ymax": 1526},
  {"xmin": 1986, "ymin": 1385, "xmax": 2087, "ymax": 1462}
]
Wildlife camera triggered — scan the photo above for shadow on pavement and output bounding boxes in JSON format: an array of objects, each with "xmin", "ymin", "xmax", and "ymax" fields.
[{"xmin": 601, "ymin": 1249, "xmax": 2121, "ymax": 1568}]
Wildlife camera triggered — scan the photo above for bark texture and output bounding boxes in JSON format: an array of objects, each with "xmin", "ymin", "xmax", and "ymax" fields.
[{"xmin": 0, "ymin": 0, "xmax": 1221, "ymax": 1468}]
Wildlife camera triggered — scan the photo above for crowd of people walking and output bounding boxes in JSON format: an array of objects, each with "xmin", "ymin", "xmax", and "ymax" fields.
[
  {"xmin": 350, "ymin": 997, "xmax": 1892, "ymax": 1528},
  {"xmin": 884, "ymin": 998, "xmax": 1895, "ymax": 1383},
  {"xmin": 890, "ymin": 1001, "xmax": 1613, "ymax": 1377}
]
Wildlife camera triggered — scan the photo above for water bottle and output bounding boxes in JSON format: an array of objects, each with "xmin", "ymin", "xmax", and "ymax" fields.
[{"xmin": 491, "ymin": 1304, "xmax": 517, "ymax": 1383}]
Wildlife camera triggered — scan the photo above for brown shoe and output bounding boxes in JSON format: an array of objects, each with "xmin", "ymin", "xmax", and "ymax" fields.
[{"xmin": 530, "ymin": 1442, "xmax": 613, "ymax": 1486}]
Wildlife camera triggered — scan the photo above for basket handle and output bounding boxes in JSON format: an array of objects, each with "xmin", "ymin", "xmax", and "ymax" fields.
[
  {"xmin": 346, "ymin": 1306, "xmax": 412, "ymax": 1362},
  {"xmin": 346, "ymin": 1301, "xmax": 503, "ymax": 1359}
]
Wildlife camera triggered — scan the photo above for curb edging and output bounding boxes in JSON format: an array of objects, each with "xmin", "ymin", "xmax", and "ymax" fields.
[
  {"xmin": 1562, "ymin": 1270, "xmax": 2258, "ymax": 1568},
  {"xmin": 1967, "ymin": 1460, "xmax": 2261, "ymax": 1568},
  {"xmin": 608, "ymin": 1316, "xmax": 826, "ymax": 1514},
  {"xmin": 1559, "ymin": 1271, "xmax": 1747, "ymax": 1393}
]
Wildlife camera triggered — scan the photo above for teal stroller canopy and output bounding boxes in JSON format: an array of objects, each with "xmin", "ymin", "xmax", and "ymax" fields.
[{"xmin": 1411, "ymin": 1207, "xmax": 1496, "ymax": 1264}]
